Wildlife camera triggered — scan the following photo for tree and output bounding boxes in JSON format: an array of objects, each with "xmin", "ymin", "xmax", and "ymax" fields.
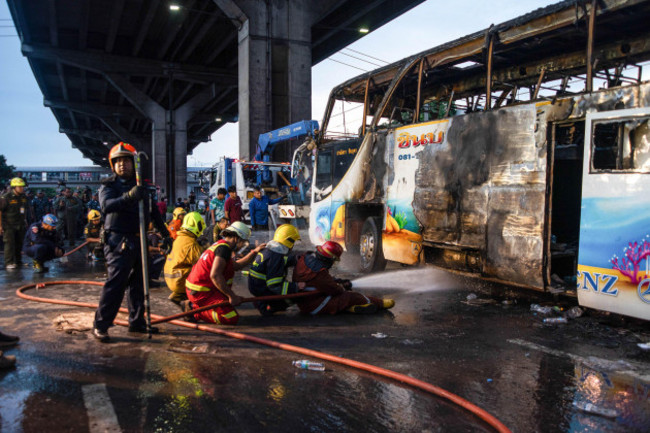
[{"xmin": 0, "ymin": 155, "xmax": 15, "ymax": 187}]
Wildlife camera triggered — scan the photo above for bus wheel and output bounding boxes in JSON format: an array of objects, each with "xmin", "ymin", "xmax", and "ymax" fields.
[{"xmin": 359, "ymin": 218, "xmax": 387, "ymax": 273}]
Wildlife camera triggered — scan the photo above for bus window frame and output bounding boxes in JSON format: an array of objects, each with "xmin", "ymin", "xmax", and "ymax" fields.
[{"xmin": 589, "ymin": 115, "xmax": 650, "ymax": 174}]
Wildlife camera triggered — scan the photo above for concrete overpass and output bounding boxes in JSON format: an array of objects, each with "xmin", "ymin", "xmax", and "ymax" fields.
[{"xmin": 7, "ymin": 0, "xmax": 425, "ymax": 199}]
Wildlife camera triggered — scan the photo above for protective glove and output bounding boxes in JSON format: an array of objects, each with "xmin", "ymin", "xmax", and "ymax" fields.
[
  {"xmin": 161, "ymin": 237, "xmax": 173, "ymax": 255},
  {"xmin": 123, "ymin": 185, "xmax": 147, "ymax": 202},
  {"xmin": 335, "ymin": 278, "xmax": 353, "ymax": 291}
]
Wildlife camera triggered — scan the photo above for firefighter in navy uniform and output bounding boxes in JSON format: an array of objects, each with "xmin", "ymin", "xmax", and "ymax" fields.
[
  {"xmin": 247, "ymin": 224, "xmax": 306, "ymax": 315},
  {"xmin": 92, "ymin": 143, "xmax": 172, "ymax": 343},
  {"xmin": 0, "ymin": 178, "xmax": 29, "ymax": 269}
]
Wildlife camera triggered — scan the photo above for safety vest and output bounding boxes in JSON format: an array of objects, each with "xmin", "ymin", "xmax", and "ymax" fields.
[
  {"xmin": 0, "ymin": 191, "xmax": 28, "ymax": 227},
  {"xmin": 186, "ymin": 240, "xmax": 234, "ymax": 292}
]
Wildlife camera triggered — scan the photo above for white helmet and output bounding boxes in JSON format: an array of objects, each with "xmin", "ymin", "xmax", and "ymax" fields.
[{"xmin": 224, "ymin": 221, "xmax": 251, "ymax": 240}]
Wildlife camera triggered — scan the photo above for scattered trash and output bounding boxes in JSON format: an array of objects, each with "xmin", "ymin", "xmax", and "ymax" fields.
[
  {"xmin": 466, "ymin": 293, "xmax": 478, "ymax": 300},
  {"xmin": 530, "ymin": 304, "xmax": 554, "ymax": 316},
  {"xmin": 168, "ymin": 342, "xmax": 209, "ymax": 354},
  {"xmin": 53, "ymin": 312, "xmax": 94, "ymax": 334},
  {"xmin": 501, "ymin": 299, "xmax": 513, "ymax": 306},
  {"xmin": 551, "ymin": 274, "xmax": 566, "ymax": 285},
  {"xmin": 401, "ymin": 339, "xmax": 423, "ymax": 345},
  {"xmin": 293, "ymin": 360, "xmax": 325, "ymax": 371},
  {"xmin": 371, "ymin": 332, "xmax": 388, "ymax": 339},
  {"xmin": 553, "ymin": 306, "xmax": 564, "ymax": 313},
  {"xmin": 573, "ymin": 401, "xmax": 618, "ymax": 418},
  {"xmin": 543, "ymin": 317, "xmax": 568, "ymax": 324},
  {"xmin": 548, "ymin": 286, "xmax": 566, "ymax": 294},
  {"xmin": 565, "ymin": 306, "xmax": 584, "ymax": 319},
  {"xmin": 60, "ymin": 255, "xmax": 68, "ymax": 264},
  {"xmin": 463, "ymin": 298, "xmax": 497, "ymax": 306},
  {"xmin": 486, "ymin": 378, "xmax": 493, "ymax": 383},
  {"xmin": 637, "ymin": 342, "xmax": 650, "ymax": 350}
]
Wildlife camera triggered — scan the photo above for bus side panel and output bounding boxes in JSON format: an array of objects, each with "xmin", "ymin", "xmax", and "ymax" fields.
[
  {"xmin": 414, "ymin": 105, "xmax": 547, "ymax": 288},
  {"xmin": 578, "ymin": 107, "xmax": 650, "ymax": 321}
]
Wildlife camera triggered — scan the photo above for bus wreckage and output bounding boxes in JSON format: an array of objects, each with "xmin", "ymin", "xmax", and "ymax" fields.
[{"xmin": 306, "ymin": 0, "xmax": 650, "ymax": 320}]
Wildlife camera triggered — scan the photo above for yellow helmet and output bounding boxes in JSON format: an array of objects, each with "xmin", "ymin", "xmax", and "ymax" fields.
[
  {"xmin": 181, "ymin": 211, "xmax": 205, "ymax": 237},
  {"xmin": 173, "ymin": 207, "xmax": 187, "ymax": 219},
  {"xmin": 10, "ymin": 177, "xmax": 25, "ymax": 187},
  {"xmin": 273, "ymin": 224, "xmax": 301, "ymax": 249},
  {"xmin": 87, "ymin": 209, "xmax": 101, "ymax": 221}
]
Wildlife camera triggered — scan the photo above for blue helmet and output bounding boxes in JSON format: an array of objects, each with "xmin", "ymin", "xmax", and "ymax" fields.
[{"xmin": 43, "ymin": 214, "xmax": 58, "ymax": 226}]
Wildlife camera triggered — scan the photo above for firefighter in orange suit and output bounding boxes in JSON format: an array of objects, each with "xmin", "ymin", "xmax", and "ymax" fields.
[
  {"xmin": 292, "ymin": 241, "xmax": 395, "ymax": 315},
  {"xmin": 183, "ymin": 222, "xmax": 264, "ymax": 325}
]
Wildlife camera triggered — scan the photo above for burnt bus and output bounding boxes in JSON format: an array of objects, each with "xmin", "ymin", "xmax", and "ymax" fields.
[{"xmin": 307, "ymin": 0, "xmax": 650, "ymax": 320}]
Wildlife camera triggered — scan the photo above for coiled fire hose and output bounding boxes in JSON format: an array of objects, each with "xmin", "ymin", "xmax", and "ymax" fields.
[{"xmin": 16, "ymin": 281, "xmax": 511, "ymax": 433}]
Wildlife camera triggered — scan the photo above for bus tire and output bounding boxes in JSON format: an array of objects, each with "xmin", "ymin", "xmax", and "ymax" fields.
[{"xmin": 359, "ymin": 217, "xmax": 387, "ymax": 273}]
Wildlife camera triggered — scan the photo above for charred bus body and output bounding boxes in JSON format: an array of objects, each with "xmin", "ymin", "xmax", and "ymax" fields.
[{"xmin": 308, "ymin": 0, "xmax": 650, "ymax": 320}]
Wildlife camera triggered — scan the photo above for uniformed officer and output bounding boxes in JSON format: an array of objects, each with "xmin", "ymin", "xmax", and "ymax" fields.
[
  {"xmin": 92, "ymin": 143, "xmax": 172, "ymax": 342},
  {"xmin": 0, "ymin": 178, "xmax": 29, "ymax": 270}
]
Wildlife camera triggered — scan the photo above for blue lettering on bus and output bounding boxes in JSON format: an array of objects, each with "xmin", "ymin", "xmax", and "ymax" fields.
[{"xmin": 578, "ymin": 270, "xmax": 619, "ymax": 296}]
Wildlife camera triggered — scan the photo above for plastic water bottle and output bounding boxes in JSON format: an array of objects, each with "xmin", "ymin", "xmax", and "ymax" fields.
[
  {"xmin": 573, "ymin": 401, "xmax": 618, "ymax": 418},
  {"xmin": 543, "ymin": 317, "xmax": 568, "ymax": 324},
  {"xmin": 530, "ymin": 304, "xmax": 553, "ymax": 315},
  {"xmin": 292, "ymin": 360, "xmax": 325, "ymax": 371}
]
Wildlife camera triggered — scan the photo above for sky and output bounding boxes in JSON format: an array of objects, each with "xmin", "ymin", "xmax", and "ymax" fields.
[{"xmin": 0, "ymin": 0, "xmax": 557, "ymax": 168}]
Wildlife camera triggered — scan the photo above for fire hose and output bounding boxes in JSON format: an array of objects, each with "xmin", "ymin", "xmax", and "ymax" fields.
[{"xmin": 15, "ymin": 281, "xmax": 511, "ymax": 433}]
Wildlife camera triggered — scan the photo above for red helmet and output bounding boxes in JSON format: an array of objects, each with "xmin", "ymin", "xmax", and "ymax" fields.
[
  {"xmin": 316, "ymin": 241, "xmax": 344, "ymax": 261},
  {"xmin": 108, "ymin": 142, "xmax": 137, "ymax": 171}
]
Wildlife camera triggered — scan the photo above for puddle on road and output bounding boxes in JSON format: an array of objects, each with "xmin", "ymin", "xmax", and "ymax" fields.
[
  {"xmin": 0, "ymin": 389, "xmax": 30, "ymax": 432},
  {"xmin": 350, "ymin": 266, "xmax": 462, "ymax": 293},
  {"xmin": 567, "ymin": 363, "xmax": 650, "ymax": 432}
]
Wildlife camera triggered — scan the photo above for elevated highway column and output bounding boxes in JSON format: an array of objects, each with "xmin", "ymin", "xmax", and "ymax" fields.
[{"xmin": 216, "ymin": 0, "xmax": 312, "ymax": 160}]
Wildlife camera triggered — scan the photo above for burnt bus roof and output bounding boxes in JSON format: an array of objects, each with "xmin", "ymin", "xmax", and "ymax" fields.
[{"xmin": 331, "ymin": 0, "xmax": 650, "ymax": 102}]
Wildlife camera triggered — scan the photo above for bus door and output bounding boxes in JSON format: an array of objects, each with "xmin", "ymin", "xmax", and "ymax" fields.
[
  {"xmin": 578, "ymin": 107, "xmax": 650, "ymax": 320},
  {"xmin": 309, "ymin": 146, "xmax": 334, "ymax": 244}
]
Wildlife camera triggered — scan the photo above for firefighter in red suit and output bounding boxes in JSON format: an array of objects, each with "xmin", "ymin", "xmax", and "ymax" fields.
[
  {"xmin": 292, "ymin": 241, "xmax": 395, "ymax": 315},
  {"xmin": 184, "ymin": 222, "xmax": 264, "ymax": 325}
]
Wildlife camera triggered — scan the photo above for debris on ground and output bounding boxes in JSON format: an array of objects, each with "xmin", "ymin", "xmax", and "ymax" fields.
[
  {"xmin": 168, "ymin": 342, "xmax": 209, "ymax": 354},
  {"xmin": 565, "ymin": 306, "xmax": 584, "ymax": 319},
  {"xmin": 463, "ymin": 296, "xmax": 497, "ymax": 306},
  {"xmin": 293, "ymin": 360, "xmax": 325, "ymax": 371},
  {"xmin": 572, "ymin": 401, "xmax": 618, "ymax": 418},
  {"xmin": 543, "ymin": 317, "xmax": 568, "ymax": 325},
  {"xmin": 637, "ymin": 342, "xmax": 650, "ymax": 350},
  {"xmin": 371, "ymin": 332, "xmax": 388, "ymax": 339},
  {"xmin": 530, "ymin": 304, "xmax": 554, "ymax": 316},
  {"xmin": 53, "ymin": 312, "xmax": 94, "ymax": 334}
]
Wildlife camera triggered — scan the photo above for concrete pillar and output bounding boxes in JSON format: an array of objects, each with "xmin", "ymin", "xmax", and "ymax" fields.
[
  {"xmin": 151, "ymin": 116, "xmax": 168, "ymax": 198},
  {"xmin": 236, "ymin": 0, "xmax": 312, "ymax": 160},
  {"xmin": 173, "ymin": 119, "xmax": 188, "ymax": 201}
]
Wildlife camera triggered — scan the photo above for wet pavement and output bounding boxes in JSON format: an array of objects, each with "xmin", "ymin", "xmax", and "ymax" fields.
[{"xmin": 1, "ymin": 234, "xmax": 650, "ymax": 432}]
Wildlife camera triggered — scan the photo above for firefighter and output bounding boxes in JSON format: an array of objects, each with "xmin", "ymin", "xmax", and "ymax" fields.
[
  {"xmin": 0, "ymin": 177, "xmax": 29, "ymax": 270},
  {"xmin": 23, "ymin": 213, "xmax": 65, "ymax": 273},
  {"xmin": 167, "ymin": 207, "xmax": 187, "ymax": 240},
  {"xmin": 164, "ymin": 211, "xmax": 207, "ymax": 306},
  {"xmin": 92, "ymin": 142, "xmax": 172, "ymax": 343},
  {"xmin": 247, "ymin": 223, "xmax": 306, "ymax": 316},
  {"xmin": 293, "ymin": 241, "xmax": 395, "ymax": 315},
  {"xmin": 184, "ymin": 222, "xmax": 264, "ymax": 325},
  {"xmin": 84, "ymin": 209, "xmax": 104, "ymax": 261}
]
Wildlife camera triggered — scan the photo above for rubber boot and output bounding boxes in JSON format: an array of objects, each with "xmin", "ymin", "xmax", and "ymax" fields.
[
  {"xmin": 0, "ymin": 351, "xmax": 16, "ymax": 369},
  {"xmin": 346, "ymin": 303, "xmax": 379, "ymax": 314},
  {"xmin": 33, "ymin": 260, "xmax": 48, "ymax": 273},
  {"xmin": 0, "ymin": 331, "xmax": 19, "ymax": 347}
]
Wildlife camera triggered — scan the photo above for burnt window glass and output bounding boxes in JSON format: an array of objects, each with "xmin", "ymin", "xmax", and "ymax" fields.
[
  {"xmin": 333, "ymin": 139, "xmax": 361, "ymax": 188},
  {"xmin": 592, "ymin": 117, "xmax": 650, "ymax": 172},
  {"xmin": 315, "ymin": 150, "xmax": 332, "ymax": 192}
]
